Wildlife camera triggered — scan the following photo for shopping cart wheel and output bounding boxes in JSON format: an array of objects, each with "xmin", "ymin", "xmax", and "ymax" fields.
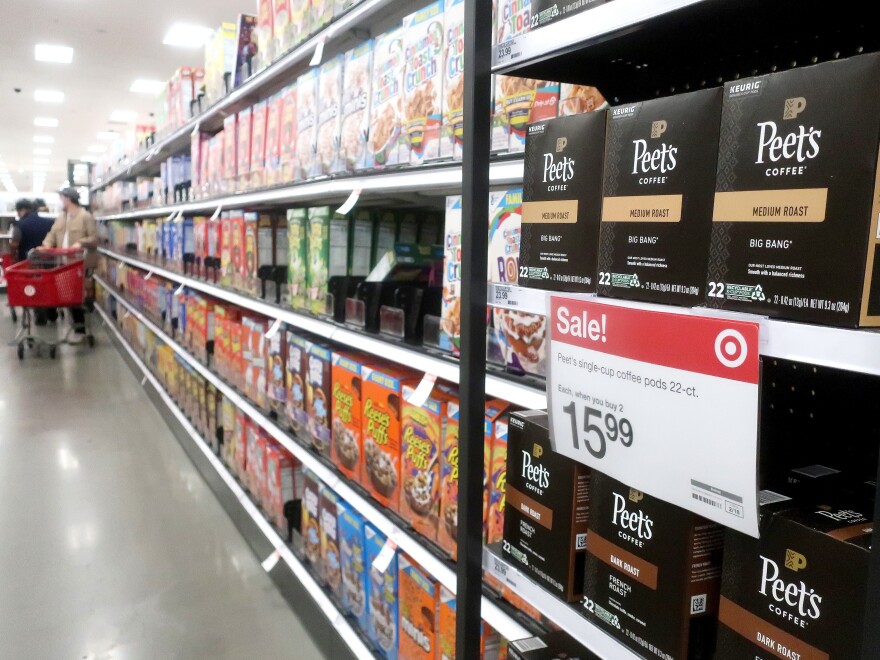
[
  {"xmin": 10, "ymin": 308, "xmax": 16, "ymax": 323},
  {"xmin": 87, "ymin": 335, "xmax": 95, "ymax": 348},
  {"xmin": 49, "ymin": 345, "xmax": 56, "ymax": 359},
  {"xmin": 17, "ymin": 344, "xmax": 23, "ymax": 360}
]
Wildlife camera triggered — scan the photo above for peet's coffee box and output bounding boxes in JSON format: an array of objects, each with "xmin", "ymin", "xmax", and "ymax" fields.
[
  {"xmin": 503, "ymin": 411, "xmax": 590, "ymax": 602},
  {"xmin": 520, "ymin": 111, "xmax": 606, "ymax": 292},
  {"xmin": 598, "ymin": 88, "xmax": 723, "ymax": 306},
  {"xmin": 707, "ymin": 53, "xmax": 880, "ymax": 327},
  {"xmin": 508, "ymin": 630, "xmax": 600, "ymax": 660},
  {"xmin": 716, "ymin": 492, "xmax": 873, "ymax": 660},
  {"xmin": 583, "ymin": 472, "xmax": 724, "ymax": 659}
]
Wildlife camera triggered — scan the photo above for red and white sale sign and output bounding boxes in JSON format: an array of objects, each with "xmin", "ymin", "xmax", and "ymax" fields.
[{"xmin": 548, "ymin": 296, "xmax": 760, "ymax": 536}]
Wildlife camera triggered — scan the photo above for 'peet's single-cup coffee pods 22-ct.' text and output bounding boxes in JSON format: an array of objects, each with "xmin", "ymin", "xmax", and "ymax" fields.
[
  {"xmin": 707, "ymin": 53, "xmax": 880, "ymax": 327},
  {"xmin": 519, "ymin": 110, "xmax": 607, "ymax": 293},
  {"xmin": 598, "ymin": 88, "xmax": 722, "ymax": 306}
]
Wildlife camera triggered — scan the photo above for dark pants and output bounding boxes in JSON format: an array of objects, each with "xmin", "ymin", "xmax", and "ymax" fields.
[
  {"xmin": 70, "ymin": 307, "xmax": 85, "ymax": 332},
  {"xmin": 34, "ymin": 308, "xmax": 59, "ymax": 325}
]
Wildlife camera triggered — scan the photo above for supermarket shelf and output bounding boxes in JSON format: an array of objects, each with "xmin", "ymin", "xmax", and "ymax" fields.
[
  {"xmin": 94, "ymin": 159, "xmax": 525, "ymax": 220},
  {"xmin": 91, "ymin": 0, "xmax": 399, "ymax": 192},
  {"xmin": 483, "ymin": 545, "xmax": 639, "ymax": 660},
  {"xmin": 95, "ymin": 302, "xmax": 375, "ymax": 660},
  {"xmin": 95, "ymin": 275, "xmax": 533, "ymax": 644},
  {"xmin": 97, "ymin": 248, "xmax": 548, "ymax": 409}
]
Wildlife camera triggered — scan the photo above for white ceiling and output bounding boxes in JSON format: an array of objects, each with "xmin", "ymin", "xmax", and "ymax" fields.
[{"xmin": 0, "ymin": 0, "xmax": 248, "ymax": 194}]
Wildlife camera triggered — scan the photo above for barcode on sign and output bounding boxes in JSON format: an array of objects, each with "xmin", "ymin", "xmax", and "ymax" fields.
[
  {"xmin": 511, "ymin": 638, "xmax": 548, "ymax": 653},
  {"xmin": 692, "ymin": 493, "xmax": 722, "ymax": 508},
  {"xmin": 691, "ymin": 594, "xmax": 707, "ymax": 614}
]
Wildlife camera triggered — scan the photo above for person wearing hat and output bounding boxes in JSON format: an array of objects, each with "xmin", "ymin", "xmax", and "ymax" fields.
[{"xmin": 10, "ymin": 199, "xmax": 57, "ymax": 324}]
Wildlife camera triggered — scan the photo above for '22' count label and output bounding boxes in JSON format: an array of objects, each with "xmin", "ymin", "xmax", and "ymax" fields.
[{"xmin": 547, "ymin": 296, "xmax": 761, "ymax": 537}]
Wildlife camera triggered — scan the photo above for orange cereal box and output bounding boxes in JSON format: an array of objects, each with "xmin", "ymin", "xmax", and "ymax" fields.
[
  {"xmin": 438, "ymin": 585, "xmax": 456, "ymax": 660},
  {"xmin": 437, "ymin": 393, "xmax": 459, "ymax": 558},
  {"xmin": 484, "ymin": 399, "xmax": 508, "ymax": 542},
  {"xmin": 331, "ymin": 351, "xmax": 365, "ymax": 482},
  {"xmin": 487, "ymin": 410, "xmax": 509, "ymax": 544},
  {"xmin": 361, "ymin": 365, "xmax": 419, "ymax": 511},
  {"xmin": 398, "ymin": 554, "xmax": 440, "ymax": 660}
]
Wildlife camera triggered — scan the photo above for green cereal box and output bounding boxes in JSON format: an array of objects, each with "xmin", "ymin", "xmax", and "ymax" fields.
[{"xmin": 287, "ymin": 208, "xmax": 308, "ymax": 310}]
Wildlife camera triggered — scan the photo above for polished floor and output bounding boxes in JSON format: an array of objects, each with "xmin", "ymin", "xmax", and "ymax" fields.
[{"xmin": 0, "ymin": 303, "xmax": 325, "ymax": 659}]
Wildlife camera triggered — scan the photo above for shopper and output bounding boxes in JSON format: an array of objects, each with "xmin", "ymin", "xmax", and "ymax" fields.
[
  {"xmin": 10, "ymin": 199, "xmax": 57, "ymax": 325},
  {"xmin": 32, "ymin": 198, "xmax": 50, "ymax": 214}
]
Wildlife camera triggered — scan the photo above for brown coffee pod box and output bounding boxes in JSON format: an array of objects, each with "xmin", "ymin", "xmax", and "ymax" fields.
[
  {"xmin": 503, "ymin": 410, "xmax": 590, "ymax": 602},
  {"xmin": 583, "ymin": 472, "xmax": 724, "ymax": 659},
  {"xmin": 598, "ymin": 88, "xmax": 722, "ymax": 306},
  {"xmin": 707, "ymin": 53, "xmax": 880, "ymax": 327},
  {"xmin": 716, "ymin": 492, "xmax": 873, "ymax": 660},
  {"xmin": 520, "ymin": 111, "xmax": 606, "ymax": 293}
]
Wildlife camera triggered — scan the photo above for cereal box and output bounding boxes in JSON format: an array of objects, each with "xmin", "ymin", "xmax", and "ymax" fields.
[
  {"xmin": 257, "ymin": 0, "xmax": 275, "ymax": 67},
  {"xmin": 361, "ymin": 365, "xmax": 419, "ymax": 511},
  {"xmin": 235, "ymin": 412, "xmax": 249, "ymax": 479},
  {"xmin": 302, "ymin": 469, "xmax": 322, "ymax": 570},
  {"xmin": 438, "ymin": 586, "xmax": 455, "ymax": 660},
  {"xmin": 484, "ymin": 400, "xmax": 508, "ymax": 542},
  {"xmin": 289, "ymin": 0, "xmax": 310, "ymax": 47},
  {"xmin": 337, "ymin": 501, "xmax": 370, "ymax": 631},
  {"xmin": 249, "ymin": 99, "xmax": 268, "ymax": 188},
  {"xmin": 243, "ymin": 212, "xmax": 260, "ymax": 295},
  {"xmin": 558, "ymin": 83, "xmax": 607, "ymax": 116},
  {"xmin": 310, "ymin": 0, "xmax": 332, "ymax": 35},
  {"xmin": 370, "ymin": 28, "xmax": 406, "ymax": 168},
  {"xmin": 296, "ymin": 69, "xmax": 318, "ymax": 180},
  {"xmin": 251, "ymin": 431, "xmax": 269, "ymax": 507},
  {"xmin": 287, "ymin": 208, "xmax": 308, "ymax": 310},
  {"xmin": 365, "ymin": 524, "xmax": 399, "ymax": 659},
  {"xmin": 402, "ymin": 1, "xmax": 445, "ymax": 164},
  {"xmin": 306, "ymin": 206, "xmax": 332, "ymax": 314},
  {"xmin": 230, "ymin": 211, "xmax": 246, "ymax": 290},
  {"xmin": 264, "ymin": 442, "xmax": 299, "ymax": 530},
  {"xmin": 437, "ymin": 393, "xmax": 459, "ymax": 557},
  {"xmin": 267, "ymin": 326, "xmax": 286, "ymax": 414},
  {"xmin": 439, "ymin": 195, "xmax": 462, "ymax": 354},
  {"xmin": 273, "ymin": 0, "xmax": 291, "ymax": 55},
  {"xmin": 279, "ymin": 83, "xmax": 298, "ymax": 183},
  {"xmin": 400, "ymin": 387, "xmax": 451, "ymax": 542},
  {"xmin": 316, "ymin": 55, "xmax": 344, "ymax": 175},
  {"xmin": 441, "ymin": 0, "xmax": 464, "ymax": 160},
  {"xmin": 502, "ymin": 77, "xmax": 560, "ymax": 153},
  {"xmin": 331, "ymin": 351, "xmax": 365, "ymax": 482},
  {"xmin": 285, "ymin": 332, "xmax": 308, "ymax": 433},
  {"xmin": 306, "ymin": 341, "xmax": 332, "ymax": 457},
  {"xmin": 399, "ymin": 554, "xmax": 441, "ymax": 660},
  {"xmin": 237, "ymin": 106, "xmax": 253, "ymax": 189},
  {"xmin": 340, "ymin": 42, "xmax": 373, "ymax": 172},
  {"xmin": 319, "ymin": 485, "xmax": 342, "ymax": 598},
  {"xmin": 487, "ymin": 412, "xmax": 508, "ymax": 544},
  {"xmin": 223, "ymin": 116, "xmax": 237, "ymax": 190},
  {"xmin": 350, "ymin": 210, "xmax": 374, "ymax": 276},
  {"xmin": 264, "ymin": 92, "xmax": 283, "ymax": 186}
]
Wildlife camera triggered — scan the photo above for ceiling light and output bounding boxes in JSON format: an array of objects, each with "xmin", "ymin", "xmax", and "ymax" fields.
[
  {"xmin": 87, "ymin": 145, "xmax": 107, "ymax": 153},
  {"xmin": 79, "ymin": 155, "xmax": 97, "ymax": 163},
  {"xmin": 162, "ymin": 23, "xmax": 213, "ymax": 48},
  {"xmin": 34, "ymin": 117, "xmax": 59, "ymax": 128},
  {"xmin": 34, "ymin": 148, "xmax": 52, "ymax": 155},
  {"xmin": 35, "ymin": 44, "xmax": 74, "ymax": 64},
  {"xmin": 34, "ymin": 89, "xmax": 64, "ymax": 103},
  {"xmin": 129, "ymin": 79, "xmax": 166, "ymax": 94},
  {"xmin": 109, "ymin": 110, "xmax": 137, "ymax": 123},
  {"xmin": 33, "ymin": 135, "xmax": 54, "ymax": 144},
  {"xmin": 33, "ymin": 159, "xmax": 49, "ymax": 166},
  {"xmin": 97, "ymin": 131, "xmax": 119, "ymax": 141}
]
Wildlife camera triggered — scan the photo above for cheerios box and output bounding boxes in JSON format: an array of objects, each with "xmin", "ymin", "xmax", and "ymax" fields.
[
  {"xmin": 401, "ymin": 386, "xmax": 456, "ymax": 542},
  {"xmin": 319, "ymin": 485, "xmax": 342, "ymax": 599},
  {"xmin": 437, "ymin": 391, "xmax": 460, "ymax": 558},
  {"xmin": 307, "ymin": 341, "xmax": 333, "ymax": 458},
  {"xmin": 399, "ymin": 554, "xmax": 441, "ymax": 660},
  {"xmin": 285, "ymin": 331, "xmax": 309, "ymax": 433},
  {"xmin": 366, "ymin": 524, "xmax": 399, "ymax": 660},
  {"xmin": 302, "ymin": 470, "xmax": 322, "ymax": 570},
  {"xmin": 337, "ymin": 501, "xmax": 370, "ymax": 632},
  {"xmin": 402, "ymin": 0, "xmax": 445, "ymax": 164},
  {"xmin": 331, "ymin": 351, "xmax": 367, "ymax": 483},
  {"xmin": 361, "ymin": 365, "xmax": 421, "ymax": 512}
]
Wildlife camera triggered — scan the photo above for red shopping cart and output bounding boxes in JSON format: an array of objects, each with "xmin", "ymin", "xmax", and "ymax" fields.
[{"xmin": 5, "ymin": 248, "xmax": 95, "ymax": 359}]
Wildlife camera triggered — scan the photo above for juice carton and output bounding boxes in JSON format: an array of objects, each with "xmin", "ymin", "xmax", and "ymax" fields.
[
  {"xmin": 338, "ymin": 501, "xmax": 370, "ymax": 631},
  {"xmin": 306, "ymin": 341, "xmax": 333, "ymax": 457},
  {"xmin": 331, "ymin": 351, "xmax": 366, "ymax": 482},
  {"xmin": 365, "ymin": 524, "xmax": 399, "ymax": 659},
  {"xmin": 399, "ymin": 554, "xmax": 441, "ymax": 660}
]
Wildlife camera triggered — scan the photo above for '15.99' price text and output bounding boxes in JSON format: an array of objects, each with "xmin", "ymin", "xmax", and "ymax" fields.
[{"xmin": 561, "ymin": 401, "xmax": 633, "ymax": 460}]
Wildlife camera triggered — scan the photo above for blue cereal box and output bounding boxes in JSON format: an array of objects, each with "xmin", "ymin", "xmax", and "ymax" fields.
[
  {"xmin": 366, "ymin": 524, "xmax": 399, "ymax": 659},
  {"xmin": 337, "ymin": 500, "xmax": 370, "ymax": 632}
]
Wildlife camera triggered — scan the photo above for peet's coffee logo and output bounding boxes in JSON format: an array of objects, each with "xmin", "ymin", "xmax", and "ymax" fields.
[
  {"xmin": 520, "ymin": 448, "xmax": 550, "ymax": 492},
  {"xmin": 630, "ymin": 118, "xmax": 677, "ymax": 183},
  {"xmin": 542, "ymin": 144, "xmax": 576, "ymax": 189},
  {"xmin": 612, "ymin": 491, "xmax": 653, "ymax": 545},
  {"xmin": 755, "ymin": 97, "xmax": 821, "ymax": 174},
  {"xmin": 758, "ymin": 549, "xmax": 822, "ymax": 625}
]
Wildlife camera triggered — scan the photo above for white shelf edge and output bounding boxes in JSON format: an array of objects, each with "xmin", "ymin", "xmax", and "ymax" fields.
[
  {"xmin": 92, "ymin": 0, "xmax": 396, "ymax": 193},
  {"xmin": 96, "ymin": 303, "xmax": 375, "ymax": 660},
  {"xmin": 492, "ymin": 0, "xmax": 705, "ymax": 71},
  {"xmin": 94, "ymin": 159, "xmax": 525, "ymax": 221},
  {"xmin": 96, "ymin": 277, "xmax": 532, "ymax": 643},
  {"xmin": 483, "ymin": 546, "xmax": 640, "ymax": 659},
  {"xmin": 97, "ymin": 248, "xmax": 548, "ymax": 409}
]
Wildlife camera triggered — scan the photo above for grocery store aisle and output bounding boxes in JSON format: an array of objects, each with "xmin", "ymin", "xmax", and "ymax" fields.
[{"xmin": 0, "ymin": 304, "xmax": 324, "ymax": 660}]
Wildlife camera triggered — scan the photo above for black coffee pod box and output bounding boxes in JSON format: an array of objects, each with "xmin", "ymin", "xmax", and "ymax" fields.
[
  {"xmin": 503, "ymin": 410, "xmax": 591, "ymax": 602},
  {"xmin": 707, "ymin": 53, "xmax": 880, "ymax": 327},
  {"xmin": 598, "ymin": 88, "xmax": 722, "ymax": 306},
  {"xmin": 520, "ymin": 111, "xmax": 607, "ymax": 293},
  {"xmin": 583, "ymin": 472, "xmax": 724, "ymax": 659},
  {"xmin": 716, "ymin": 492, "xmax": 873, "ymax": 659},
  {"xmin": 508, "ymin": 630, "xmax": 599, "ymax": 660}
]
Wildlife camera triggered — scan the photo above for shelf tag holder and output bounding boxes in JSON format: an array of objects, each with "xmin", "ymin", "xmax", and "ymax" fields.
[
  {"xmin": 210, "ymin": 204, "xmax": 223, "ymax": 221},
  {"xmin": 404, "ymin": 373, "xmax": 437, "ymax": 408},
  {"xmin": 265, "ymin": 318, "xmax": 283, "ymax": 339},
  {"xmin": 335, "ymin": 188, "xmax": 362, "ymax": 216},
  {"xmin": 174, "ymin": 283, "xmax": 185, "ymax": 297},
  {"xmin": 261, "ymin": 548, "xmax": 282, "ymax": 572},
  {"xmin": 144, "ymin": 271, "xmax": 153, "ymax": 281},
  {"xmin": 309, "ymin": 36, "xmax": 326, "ymax": 66},
  {"xmin": 371, "ymin": 538, "xmax": 397, "ymax": 573}
]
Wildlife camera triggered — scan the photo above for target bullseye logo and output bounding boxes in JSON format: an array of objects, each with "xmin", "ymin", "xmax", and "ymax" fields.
[
  {"xmin": 24, "ymin": 285, "xmax": 36, "ymax": 297},
  {"xmin": 714, "ymin": 329, "xmax": 748, "ymax": 368}
]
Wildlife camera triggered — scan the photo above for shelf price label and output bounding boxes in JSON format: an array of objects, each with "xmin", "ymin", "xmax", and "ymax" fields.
[
  {"xmin": 488, "ymin": 283, "xmax": 546, "ymax": 316},
  {"xmin": 494, "ymin": 36, "xmax": 522, "ymax": 67},
  {"xmin": 547, "ymin": 296, "xmax": 761, "ymax": 536}
]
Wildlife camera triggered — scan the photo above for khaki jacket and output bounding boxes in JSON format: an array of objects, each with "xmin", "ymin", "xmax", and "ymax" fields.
[{"xmin": 44, "ymin": 208, "xmax": 98, "ymax": 267}]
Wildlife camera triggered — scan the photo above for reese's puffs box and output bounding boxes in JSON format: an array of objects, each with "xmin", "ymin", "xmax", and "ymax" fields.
[
  {"xmin": 437, "ymin": 393, "xmax": 460, "ymax": 558},
  {"xmin": 331, "ymin": 351, "xmax": 366, "ymax": 482}
]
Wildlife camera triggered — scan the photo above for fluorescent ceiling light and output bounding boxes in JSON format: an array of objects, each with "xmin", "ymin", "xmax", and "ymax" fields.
[
  {"xmin": 34, "ymin": 148, "xmax": 52, "ymax": 155},
  {"xmin": 35, "ymin": 44, "xmax": 73, "ymax": 64},
  {"xmin": 130, "ymin": 79, "xmax": 165, "ymax": 94},
  {"xmin": 109, "ymin": 110, "xmax": 137, "ymax": 123},
  {"xmin": 33, "ymin": 135, "xmax": 54, "ymax": 144},
  {"xmin": 79, "ymin": 155, "xmax": 97, "ymax": 163},
  {"xmin": 87, "ymin": 145, "xmax": 107, "ymax": 153},
  {"xmin": 34, "ymin": 117, "xmax": 59, "ymax": 128},
  {"xmin": 162, "ymin": 23, "xmax": 213, "ymax": 48},
  {"xmin": 34, "ymin": 89, "xmax": 64, "ymax": 103},
  {"xmin": 97, "ymin": 131, "xmax": 119, "ymax": 141}
]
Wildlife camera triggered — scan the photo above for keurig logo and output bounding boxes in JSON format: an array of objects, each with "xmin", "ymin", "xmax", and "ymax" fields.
[
  {"xmin": 783, "ymin": 97, "xmax": 807, "ymax": 120},
  {"xmin": 628, "ymin": 488, "xmax": 643, "ymax": 503},
  {"xmin": 556, "ymin": 137, "xmax": 567, "ymax": 153},
  {"xmin": 785, "ymin": 549, "xmax": 807, "ymax": 572},
  {"xmin": 650, "ymin": 120, "xmax": 667, "ymax": 138}
]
